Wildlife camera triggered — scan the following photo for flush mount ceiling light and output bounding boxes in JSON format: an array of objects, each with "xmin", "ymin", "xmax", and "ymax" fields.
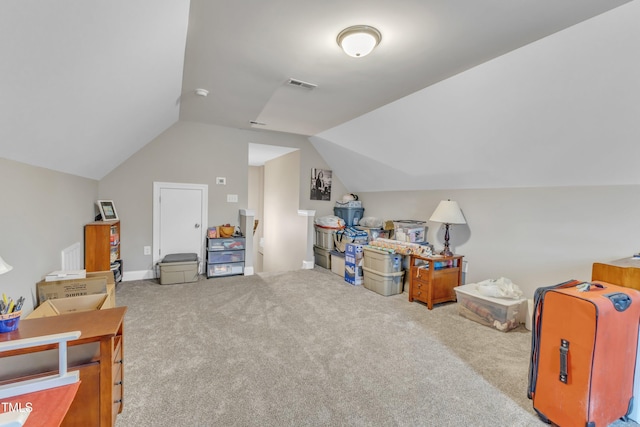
[
  {"xmin": 337, "ymin": 25, "xmax": 381, "ymax": 58},
  {"xmin": 195, "ymin": 88, "xmax": 209, "ymax": 97}
]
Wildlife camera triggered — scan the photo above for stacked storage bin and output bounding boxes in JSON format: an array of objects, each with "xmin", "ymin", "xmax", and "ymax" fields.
[
  {"xmin": 334, "ymin": 200, "xmax": 365, "ymax": 226},
  {"xmin": 392, "ymin": 220, "xmax": 427, "ymax": 243},
  {"xmin": 313, "ymin": 225, "xmax": 338, "ymax": 269},
  {"xmin": 392, "ymin": 221, "xmax": 429, "ymax": 293},
  {"xmin": 362, "ymin": 246, "xmax": 405, "ymax": 296}
]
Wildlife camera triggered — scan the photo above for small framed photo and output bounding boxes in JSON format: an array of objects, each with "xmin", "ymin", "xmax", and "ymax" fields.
[{"xmin": 97, "ymin": 200, "xmax": 119, "ymax": 221}]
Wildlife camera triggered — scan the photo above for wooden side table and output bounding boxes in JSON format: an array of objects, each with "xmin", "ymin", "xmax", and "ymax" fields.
[
  {"xmin": 592, "ymin": 258, "xmax": 640, "ymax": 291},
  {"xmin": 409, "ymin": 254, "xmax": 464, "ymax": 309}
]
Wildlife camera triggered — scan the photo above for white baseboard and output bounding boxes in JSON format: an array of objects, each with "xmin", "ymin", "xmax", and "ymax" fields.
[
  {"xmin": 302, "ymin": 260, "xmax": 314, "ymax": 269},
  {"xmin": 122, "ymin": 270, "xmax": 155, "ymax": 281},
  {"xmin": 124, "ymin": 265, "xmax": 254, "ymax": 280}
]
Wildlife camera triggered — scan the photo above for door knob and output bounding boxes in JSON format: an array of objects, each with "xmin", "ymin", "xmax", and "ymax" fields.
[{"xmin": 195, "ymin": 223, "xmax": 200, "ymax": 228}]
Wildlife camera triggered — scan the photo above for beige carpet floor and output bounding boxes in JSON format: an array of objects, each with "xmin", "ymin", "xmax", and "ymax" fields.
[{"xmin": 114, "ymin": 267, "xmax": 638, "ymax": 427}]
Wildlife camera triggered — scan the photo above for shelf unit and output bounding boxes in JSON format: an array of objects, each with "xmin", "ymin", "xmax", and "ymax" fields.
[
  {"xmin": 409, "ymin": 254, "xmax": 464, "ymax": 310},
  {"xmin": 85, "ymin": 220, "xmax": 122, "ymax": 283},
  {"xmin": 206, "ymin": 237, "xmax": 245, "ymax": 278}
]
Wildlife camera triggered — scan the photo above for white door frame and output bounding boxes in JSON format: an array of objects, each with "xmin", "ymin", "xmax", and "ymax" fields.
[{"xmin": 152, "ymin": 182, "xmax": 208, "ymax": 273}]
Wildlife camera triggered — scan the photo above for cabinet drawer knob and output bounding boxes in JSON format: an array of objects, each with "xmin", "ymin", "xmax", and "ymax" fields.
[
  {"xmin": 115, "ymin": 359, "xmax": 123, "ymax": 364},
  {"xmin": 115, "ymin": 381, "xmax": 123, "ymax": 386},
  {"xmin": 114, "ymin": 399, "xmax": 123, "ymax": 404}
]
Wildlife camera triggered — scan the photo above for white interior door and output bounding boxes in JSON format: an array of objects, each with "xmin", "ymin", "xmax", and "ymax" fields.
[{"xmin": 153, "ymin": 182, "xmax": 208, "ymax": 274}]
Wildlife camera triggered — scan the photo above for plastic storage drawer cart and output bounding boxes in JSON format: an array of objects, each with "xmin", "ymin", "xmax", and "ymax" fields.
[{"xmin": 206, "ymin": 237, "xmax": 245, "ymax": 278}]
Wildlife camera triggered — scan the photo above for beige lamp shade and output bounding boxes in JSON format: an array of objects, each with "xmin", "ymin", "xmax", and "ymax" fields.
[
  {"xmin": 429, "ymin": 200, "xmax": 466, "ymax": 224},
  {"xmin": 337, "ymin": 25, "xmax": 381, "ymax": 58},
  {"xmin": 0, "ymin": 256, "xmax": 13, "ymax": 275}
]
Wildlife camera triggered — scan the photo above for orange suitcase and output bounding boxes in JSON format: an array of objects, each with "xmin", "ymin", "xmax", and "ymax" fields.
[{"xmin": 528, "ymin": 280, "xmax": 640, "ymax": 427}]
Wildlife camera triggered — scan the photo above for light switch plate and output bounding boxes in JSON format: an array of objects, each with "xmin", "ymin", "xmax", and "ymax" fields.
[
  {"xmin": 227, "ymin": 194, "xmax": 238, "ymax": 202},
  {"xmin": 216, "ymin": 177, "xmax": 226, "ymax": 185}
]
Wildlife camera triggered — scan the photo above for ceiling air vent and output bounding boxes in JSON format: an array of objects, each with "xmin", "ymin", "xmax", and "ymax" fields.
[{"xmin": 287, "ymin": 78, "xmax": 317, "ymax": 90}]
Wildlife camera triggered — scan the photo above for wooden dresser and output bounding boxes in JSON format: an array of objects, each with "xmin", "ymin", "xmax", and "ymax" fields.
[
  {"xmin": 409, "ymin": 254, "xmax": 464, "ymax": 309},
  {"xmin": 0, "ymin": 307, "xmax": 126, "ymax": 426},
  {"xmin": 592, "ymin": 258, "xmax": 640, "ymax": 291}
]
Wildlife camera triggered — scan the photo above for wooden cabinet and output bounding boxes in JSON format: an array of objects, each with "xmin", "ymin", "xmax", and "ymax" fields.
[
  {"xmin": 592, "ymin": 258, "xmax": 640, "ymax": 291},
  {"xmin": 409, "ymin": 254, "xmax": 464, "ymax": 310},
  {"xmin": 85, "ymin": 220, "xmax": 122, "ymax": 283},
  {"xmin": 0, "ymin": 307, "xmax": 127, "ymax": 427},
  {"xmin": 206, "ymin": 237, "xmax": 245, "ymax": 278}
]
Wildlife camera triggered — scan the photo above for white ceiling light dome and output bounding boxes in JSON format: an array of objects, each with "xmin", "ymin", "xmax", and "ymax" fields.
[{"xmin": 337, "ymin": 25, "xmax": 381, "ymax": 58}]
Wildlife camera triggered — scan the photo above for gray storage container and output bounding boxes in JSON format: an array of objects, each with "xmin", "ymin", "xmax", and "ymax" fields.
[
  {"xmin": 362, "ymin": 267, "xmax": 404, "ymax": 296},
  {"xmin": 313, "ymin": 245, "xmax": 331, "ymax": 269},
  {"xmin": 158, "ymin": 253, "xmax": 199, "ymax": 285},
  {"xmin": 333, "ymin": 207, "xmax": 364, "ymax": 226}
]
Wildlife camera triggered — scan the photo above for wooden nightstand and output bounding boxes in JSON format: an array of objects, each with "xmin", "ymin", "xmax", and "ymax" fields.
[
  {"xmin": 409, "ymin": 254, "xmax": 464, "ymax": 309},
  {"xmin": 592, "ymin": 257, "xmax": 640, "ymax": 291}
]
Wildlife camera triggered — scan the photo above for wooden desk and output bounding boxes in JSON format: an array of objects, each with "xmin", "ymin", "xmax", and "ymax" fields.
[
  {"xmin": 409, "ymin": 254, "xmax": 464, "ymax": 309},
  {"xmin": 0, "ymin": 307, "xmax": 126, "ymax": 427},
  {"xmin": 592, "ymin": 258, "xmax": 640, "ymax": 291},
  {"xmin": 1, "ymin": 382, "xmax": 80, "ymax": 427}
]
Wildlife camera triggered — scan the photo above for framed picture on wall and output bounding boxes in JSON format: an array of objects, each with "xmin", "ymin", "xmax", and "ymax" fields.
[
  {"xmin": 310, "ymin": 168, "xmax": 332, "ymax": 201},
  {"xmin": 97, "ymin": 200, "xmax": 119, "ymax": 221}
]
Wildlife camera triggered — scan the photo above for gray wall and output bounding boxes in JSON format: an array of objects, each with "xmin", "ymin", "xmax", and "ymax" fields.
[
  {"xmin": 0, "ymin": 158, "xmax": 97, "ymax": 315},
  {"xmin": 99, "ymin": 120, "xmax": 347, "ymax": 275},
  {"xmin": 358, "ymin": 185, "xmax": 640, "ymax": 298},
  {"xmin": 248, "ymin": 166, "xmax": 264, "ymax": 272},
  {"xmin": 262, "ymin": 150, "xmax": 307, "ymax": 272}
]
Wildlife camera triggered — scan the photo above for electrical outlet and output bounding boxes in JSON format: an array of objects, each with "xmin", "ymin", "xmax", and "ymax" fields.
[
  {"xmin": 144, "ymin": 246, "xmax": 151, "ymax": 255},
  {"xmin": 227, "ymin": 194, "xmax": 238, "ymax": 203}
]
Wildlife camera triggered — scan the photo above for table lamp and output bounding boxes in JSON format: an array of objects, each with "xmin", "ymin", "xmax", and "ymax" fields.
[
  {"xmin": 0, "ymin": 256, "xmax": 12, "ymax": 275},
  {"xmin": 429, "ymin": 200, "xmax": 466, "ymax": 257}
]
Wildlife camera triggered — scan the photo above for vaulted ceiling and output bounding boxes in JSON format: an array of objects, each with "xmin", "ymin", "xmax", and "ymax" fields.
[{"xmin": 1, "ymin": 0, "xmax": 634, "ymax": 184}]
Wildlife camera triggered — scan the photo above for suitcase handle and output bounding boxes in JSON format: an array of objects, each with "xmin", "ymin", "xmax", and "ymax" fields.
[
  {"xmin": 559, "ymin": 339, "xmax": 569, "ymax": 384},
  {"xmin": 604, "ymin": 292, "xmax": 632, "ymax": 312}
]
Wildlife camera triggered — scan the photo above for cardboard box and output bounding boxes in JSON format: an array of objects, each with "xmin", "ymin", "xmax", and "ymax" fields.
[
  {"xmin": 330, "ymin": 250, "xmax": 345, "ymax": 276},
  {"xmin": 45, "ymin": 269, "xmax": 86, "ymax": 282},
  {"xmin": 26, "ymin": 291, "xmax": 113, "ymax": 319},
  {"xmin": 344, "ymin": 243, "xmax": 364, "ymax": 285},
  {"xmin": 87, "ymin": 270, "xmax": 115, "ymax": 285},
  {"xmin": 36, "ymin": 276, "xmax": 108, "ymax": 305}
]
